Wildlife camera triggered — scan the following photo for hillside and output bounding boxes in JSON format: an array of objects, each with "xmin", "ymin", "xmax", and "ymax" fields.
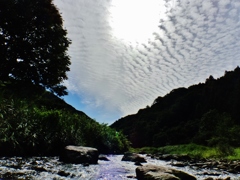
[
  {"xmin": 111, "ymin": 67, "xmax": 240, "ymax": 148},
  {"xmin": 0, "ymin": 80, "xmax": 130, "ymax": 156}
]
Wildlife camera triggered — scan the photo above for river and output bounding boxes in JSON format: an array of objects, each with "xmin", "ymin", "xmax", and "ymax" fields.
[{"xmin": 0, "ymin": 155, "xmax": 239, "ymax": 179}]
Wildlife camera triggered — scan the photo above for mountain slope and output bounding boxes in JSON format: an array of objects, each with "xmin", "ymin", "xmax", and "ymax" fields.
[
  {"xmin": 111, "ymin": 67, "xmax": 240, "ymax": 148},
  {"xmin": 0, "ymin": 80, "xmax": 130, "ymax": 155}
]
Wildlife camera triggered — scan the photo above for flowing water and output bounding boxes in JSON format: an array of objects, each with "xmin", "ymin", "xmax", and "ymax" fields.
[{"xmin": 0, "ymin": 155, "xmax": 239, "ymax": 179}]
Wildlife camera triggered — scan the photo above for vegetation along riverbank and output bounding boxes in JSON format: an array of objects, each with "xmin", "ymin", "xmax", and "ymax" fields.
[{"xmin": 1, "ymin": 2, "xmax": 240, "ymax": 179}]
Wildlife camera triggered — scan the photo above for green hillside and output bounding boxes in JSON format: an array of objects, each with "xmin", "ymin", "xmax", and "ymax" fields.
[
  {"xmin": 111, "ymin": 67, "xmax": 240, "ymax": 150},
  {"xmin": 0, "ymin": 80, "xmax": 130, "ymax": 156}
]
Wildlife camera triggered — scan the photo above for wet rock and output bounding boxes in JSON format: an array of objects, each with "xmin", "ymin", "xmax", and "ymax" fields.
[
  {"xmin": 58, "ymin": 170, "xmax": 70, "ymax": 177},
  {"xmin": 32, "ymin": 165, "xmax": 48, "ymax": 172},
  {"xmin": 122, "ymin": 152, "xmax": 147, "ymax": 163},
  {"xmin": 1, "ymin": 171, "xmax": 27, "ymax": 179},
  {"xmin": 234, "ymin": 165, "xmax": 240, "ymax": 172},
  {"xmin": 1, "ymin": 172, "xmax": 15, "ymax": 179},
  {"xmin": 224, "ymin": 177, "xmax": 231, "ymax": 180},
  {"xmin": 158, "ymin": 154, "xmax": 174, "ymax": 161},
  {"xmin": 203, "ymin": 172, "xmax": 221, "ymax": 176},
  {"xmin": 153, "ymin": 154, "xmax": 240, "ymax": 176},
  {"xmin": 227, "ymin": 168, "xmax": 236, "ymax": 173},
  {"xmin": 136, "ymin": 164, "xmax": 197, "ymax": 180},
  {"xmin": 99, "ymin": 155, "xmax": 110, "ymax": 161},
  {"xmin": 174, "ymin": 154, "xmax": 192, "ymax": 161},
  {"xmin": 171, "ymin": 162, "xmax": 186, "ymax": 167},
  {"xmin": 59, "ymin": 145, "xmax": 99, "ymax": 164},
  {"xmin": 8, "ymin": 164, "xmax": 21, "ymax": 169},
  {"xmin": 203, "ymin": 178, "xmax": 214, "ymax": 180},
  {"xmin": 83, "ymin": 163, "xmax": 89, "ymax": 166},
  {"xmin": 217, "ymin": 164, "xmax": 227, "ymax": 169},
  {"xmin": 204, "ymin": 178, "xmax": 231, "ymax": 180},
  {"xmin": 30, "ymin": 160, "xmax": 38, "ymax": 165},
  {"xmin": 127, "ymin": 174, "xmax": 136, "ymax": 178},
  {"xmin": 134, "ymin": 161, "xmax": 143, "ymax": 166}
]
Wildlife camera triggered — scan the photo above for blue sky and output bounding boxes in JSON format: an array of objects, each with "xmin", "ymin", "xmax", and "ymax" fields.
[
  {"xmin": 63, "ymin": 91, "xmax": 121, "ymax": 123},
  {"xmin": 54, "ymin": 0, "xmax": 240, "ymax": 124}
]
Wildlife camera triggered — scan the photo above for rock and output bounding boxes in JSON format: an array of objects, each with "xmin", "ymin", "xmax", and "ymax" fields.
[
  {"xmin": 158, "ymin": 154, "xmax": 174, "ymax": 161},
  {"xmin": 171, "ymin": 162, "xmax": 186, "ymax": 167},
  {"xmin": 32, "ymin": 166, "xmax": 47, "ymax": 172},
  {"xmin": 234, "ymin": 165, "xmax": 240, "ymax": 172},
  {"xmin": 134, "ymin": 161, "xmax": 143, "ymax": 166},
  {"xmin": 222, "ymin": 177, "xmax": 231, "ymax": 180},
  {"xmin": 203, "ymin": 178, "xmax": 214, "ymax": 180},
  {"xmin": 83, "ymin": 163, "xmax": 89, "ymax": 166},
  {"xmin": 136, "ymin": 164, "xmax": 197, "ymax": 180},
  {"xmin": 205, "ymin": 178, "xmax": 231, "ymax": 180},
  {"xmin": 98, "ymin": 155, "xmax": 110, "ymax": 161},
  {"xmin": 1, "ymin": 171, "xmax": 30, "ymax": 179},
  {"xmin": 121, "ymin": 152, "xmax": 147, "ymax": 163},
  {"xmin": 127, "ymin": 175, "xmax": 136, "ymax": 178},
  {"xmin": 57, "ymin": 170, "xmax": 70, "ymax": 177},
  {"xmin": 203, "ymin": 172, "xmax": 221, "ymax": 176},
  {"xmin": 59, "ymin": 146, "xmax": 99, "ymax": 164}
]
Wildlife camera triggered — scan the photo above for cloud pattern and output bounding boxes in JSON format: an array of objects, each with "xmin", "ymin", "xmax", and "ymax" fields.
[{"xmin": 54, "ymin": 0, "xmax": 240, "ymax": 124}]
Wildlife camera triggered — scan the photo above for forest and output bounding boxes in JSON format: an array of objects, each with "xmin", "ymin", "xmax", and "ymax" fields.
[{"xmin": 111, "ymin": 67, "xmax": 240, "ymax": 154}]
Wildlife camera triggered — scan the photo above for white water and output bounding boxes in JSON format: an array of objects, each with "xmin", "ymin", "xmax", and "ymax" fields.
[{"xmin": 0, "ymin": 155, "xmax": 239, "ymax": 179}]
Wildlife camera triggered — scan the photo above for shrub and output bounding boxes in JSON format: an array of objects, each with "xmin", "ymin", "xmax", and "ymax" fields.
[{"xmin": 0, "ymin": 93, "xmax": 129, "ymax": 156}]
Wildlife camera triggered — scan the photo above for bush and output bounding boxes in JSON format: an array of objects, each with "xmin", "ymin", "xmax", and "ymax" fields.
[{"xmin": 0, "ymin": 91, "xmax": 130, "ymax": 156}]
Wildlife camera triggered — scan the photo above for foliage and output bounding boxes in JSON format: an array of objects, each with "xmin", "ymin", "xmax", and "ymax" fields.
[
  {"xmin": 227, "ymin": 148, "xmax": 240, "ymax": 160},
  {"xmin": 0, "ymin": 85, "xmax": 130, "ymax": 156},
  {"xmin": 111, "ymin": 67, "xmax": 240, "ymax": 150},
  {"xmin": 131, "ymin": 144, "xmax": 237, "ymax": 159},
  {"xmin": 0, "ymin": 0, "xmax": 129, "ymax": 156},
  {"xmin": 0, "ymin": 0, "xmax": 71, "ymax": 96}
]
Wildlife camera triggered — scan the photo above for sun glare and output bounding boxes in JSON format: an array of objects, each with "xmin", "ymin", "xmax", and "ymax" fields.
[{"xmin": 109, "ymin": 0, "xmax": 175, "ymax": 45}]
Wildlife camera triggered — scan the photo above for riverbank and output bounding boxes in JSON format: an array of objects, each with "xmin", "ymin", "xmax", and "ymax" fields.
[
  {"xmin": 0, "ymin": 155, "xmax": 239, "ymax": 179},
  {"xmin": 130, "ymin": 144, "xmax": 240, "ymax": 160}
]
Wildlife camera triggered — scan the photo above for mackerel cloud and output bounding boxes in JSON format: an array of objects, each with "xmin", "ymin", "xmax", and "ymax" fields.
[{"xmin": 54, "ymin": 0, "xmax": 240, "ymax": 123}]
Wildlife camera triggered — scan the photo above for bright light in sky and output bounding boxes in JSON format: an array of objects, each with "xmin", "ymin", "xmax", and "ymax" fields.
[
  {"xmin": 54, "ymin": 0, "xmax": 240, "ymax": 124},
  {"xmin": 109, "ymin": 0, "xmax": 174, "ymax": 45}
]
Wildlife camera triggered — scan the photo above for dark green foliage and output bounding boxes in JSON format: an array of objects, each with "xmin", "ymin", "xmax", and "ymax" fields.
[
  {"xmin": 111, "ymin": 67, "xmax": 240, "ymax": 150},
  {"xmin": 0, "ymin": 0, "xmax": 71, "ymax": 96},
  {"xmin": 0, "ymin": 84, "xmax": 130, "ymax": 156},
  {"xmin": 0, "ymin": 0, "xmax": 130, "ymax": 156}
]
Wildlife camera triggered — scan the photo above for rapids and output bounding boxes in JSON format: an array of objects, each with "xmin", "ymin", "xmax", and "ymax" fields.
[{"xmin": 0, "ymin": 155, "xmax": 239, "ymax": 179}]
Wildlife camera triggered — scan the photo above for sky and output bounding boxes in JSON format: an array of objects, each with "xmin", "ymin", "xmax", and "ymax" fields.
[{"xmin": 53, "ymin": 0, "xmax": 240, "ymax": 124}]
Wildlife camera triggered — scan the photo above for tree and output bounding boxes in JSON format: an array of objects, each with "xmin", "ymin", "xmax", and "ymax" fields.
[{"xmin": 0, "ymin": 0, "xmax": 71, "ymax": 96}]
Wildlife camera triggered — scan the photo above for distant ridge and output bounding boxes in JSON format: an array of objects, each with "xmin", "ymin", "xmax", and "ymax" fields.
[{"xmin": 111, "ymin": 66, "xmax": 240, "ymax": 148}]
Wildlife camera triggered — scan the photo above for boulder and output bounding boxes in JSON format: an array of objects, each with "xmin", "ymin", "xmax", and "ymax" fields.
[
  {"xmin": 59, "ymin": 146, "xmax": 99, "ymax": 164},
  {"xmin": 136, "ymin": 164, "xmax": 197, "ymax": 180},
  {"xmin": 98, "ymin": 155, "xmax": 110, "ymax": 161},
  {"xmin": 122, "ymin": 152, "xmax": 147, "ymax": 163}
]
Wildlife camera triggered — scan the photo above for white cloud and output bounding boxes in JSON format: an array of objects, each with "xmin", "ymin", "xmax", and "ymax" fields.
[{"xmin": 54, "ymin": 0, "xmax": 240, "ymax": 124}]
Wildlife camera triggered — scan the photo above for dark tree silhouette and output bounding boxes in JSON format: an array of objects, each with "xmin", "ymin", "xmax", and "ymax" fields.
[
  {"xmin": 0, "ymin": 0, "xmax": 71, "ymax": 96},
  {"xmin": 111, "ymin": 67, "xmax": 240, "ymax": 148}
]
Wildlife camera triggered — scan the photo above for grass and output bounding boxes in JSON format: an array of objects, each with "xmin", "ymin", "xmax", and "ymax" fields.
[
  {"xmin": 227, "ymin": 148, "xmax": 240, "ymax": 160},
  {"xmin": 0, "ymin": 84, "xmax": 130, "ymax": 156},
  {"xmin": 130, "ymin": 144, "xmax": 240, "ymax": 160}
]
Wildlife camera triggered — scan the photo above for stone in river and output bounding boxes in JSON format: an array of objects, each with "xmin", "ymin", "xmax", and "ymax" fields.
[
  {"xmin": 136, "ymin": 164, "xmax": 197, "ymax": 180},
  {"xmin": 59, "ymin": 145, "xmax": 99, "ymax": 164},
  {"xmin": 121, "ymin": 152, "xmax": 147, "ymax": 163}
]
